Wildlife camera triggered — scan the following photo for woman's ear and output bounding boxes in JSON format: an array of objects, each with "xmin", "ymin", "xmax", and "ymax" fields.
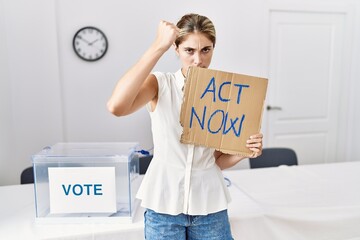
[{"xmin": 173, "ymin": 43, "xmax": 179, "ymax": 56}]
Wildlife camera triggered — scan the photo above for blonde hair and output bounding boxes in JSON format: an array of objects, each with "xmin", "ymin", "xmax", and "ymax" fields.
[{"xmin": 175, "ymin": 13, "xmax": 216, "ymax": 48}]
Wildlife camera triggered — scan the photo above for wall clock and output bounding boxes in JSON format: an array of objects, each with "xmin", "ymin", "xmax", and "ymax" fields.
[{"xmin": 73, "ymin": 26, "xmax": 108, "ymax": 62}]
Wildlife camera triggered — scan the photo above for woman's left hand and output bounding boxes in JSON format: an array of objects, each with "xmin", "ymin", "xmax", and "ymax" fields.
[{"xmin": 246, "ymin": 133, "xmax": 263, "ymax": 158}]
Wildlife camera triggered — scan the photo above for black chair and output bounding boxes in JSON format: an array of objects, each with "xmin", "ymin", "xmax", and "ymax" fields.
[
  {"xmin": 21, "ymin": 166, "xmax": 34, "ymax": 184},
  {"xmin": 20, "ymin": 155, "xmax": 153, "ymax": 183},
  {"xmin": 139, "ymin": 155, "xmax": 153, "ymax": 174},
  {"xmin": 249, "ymin": 148, "xmax": 298, "ymax": 169}
]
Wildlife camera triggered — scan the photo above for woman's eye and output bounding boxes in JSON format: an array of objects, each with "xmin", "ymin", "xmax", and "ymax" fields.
[
  {"xmin": 202, "ymin": 48, "xmax": 211, "ymax": 53},
  {"xmin": 185, "ymin": 49, "xmax": 194, "ymax": 54}
]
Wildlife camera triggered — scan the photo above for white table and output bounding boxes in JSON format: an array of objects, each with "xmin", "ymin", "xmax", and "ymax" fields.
[
  {"xmin": 225, "ymin": 161, "xmax": 360, "ymax": 240},
  {"xmin": 1, "ymin": 161, "xmax": 360, "ymax": 240},
  {"xmin": 0, "ymin": 183, "xmax": 145, "ymax": 240}
]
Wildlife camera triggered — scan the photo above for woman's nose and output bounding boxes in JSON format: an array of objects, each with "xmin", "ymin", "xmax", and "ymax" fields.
[{"xmin": 193, "ymin": 52, "xmax": 202, "ymax": 66}]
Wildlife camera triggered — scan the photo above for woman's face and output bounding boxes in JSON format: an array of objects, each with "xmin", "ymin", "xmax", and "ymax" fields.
[{"xmin": 175, "ymin": 32, "xmax": 214, "ymax": 76}]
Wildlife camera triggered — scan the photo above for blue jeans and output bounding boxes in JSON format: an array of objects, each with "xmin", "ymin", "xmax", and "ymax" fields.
[{"xmin": 144, "ymin": 209, "xmax": 233, "ymax": 240}]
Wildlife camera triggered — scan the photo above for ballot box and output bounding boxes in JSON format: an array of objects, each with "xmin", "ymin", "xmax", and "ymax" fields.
[{"xmin": 31, "ymin": 142, "xmax": 141, "ymax": 223}]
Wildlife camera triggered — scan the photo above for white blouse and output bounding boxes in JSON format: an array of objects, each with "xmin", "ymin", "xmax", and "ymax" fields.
[{"xmin": 136, "ymin": 69, "xmax": 231, "ymax": 216}]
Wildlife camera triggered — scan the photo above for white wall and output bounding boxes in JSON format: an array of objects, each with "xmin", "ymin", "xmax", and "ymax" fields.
[
  {"xmin": 54, "ymin": 0, "xmax": 269, "ymax": 150},
  {"xmin": 0, "ymin": 0, "xmax": 12, "ymax": 184},
  {"xmin": 1, "ymin": 0, "xmax": 359, "ymax": 185},
  {"xmin": 0, "ymin": 0, "xmax": 64, "ymax": 185}
]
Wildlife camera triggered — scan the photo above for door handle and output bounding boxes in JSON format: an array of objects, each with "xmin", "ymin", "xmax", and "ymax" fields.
[{"xmin": 266, "ymin": 105, "xmax": 282, "ymax": 111}]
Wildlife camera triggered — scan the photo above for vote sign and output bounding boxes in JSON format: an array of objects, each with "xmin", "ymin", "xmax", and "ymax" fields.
[{"xmin": 48, "ymin": 167, "xmax": 117, "ymax": 214}]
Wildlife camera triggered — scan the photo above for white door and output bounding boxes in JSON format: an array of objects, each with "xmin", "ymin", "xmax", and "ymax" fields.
[{"xmin": 266, "ymin": 9, "xmax": 349, "ymax": 165}]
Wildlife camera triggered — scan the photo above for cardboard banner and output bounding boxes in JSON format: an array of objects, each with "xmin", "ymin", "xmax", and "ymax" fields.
[{"xmin": 180, "ymin": 67, "xmax": 268, "ymax": 156}]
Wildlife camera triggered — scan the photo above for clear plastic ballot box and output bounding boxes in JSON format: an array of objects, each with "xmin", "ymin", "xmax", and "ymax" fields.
[{"xmin": 31, "ymin": 142, "xmax": 142, "ymax": 223}]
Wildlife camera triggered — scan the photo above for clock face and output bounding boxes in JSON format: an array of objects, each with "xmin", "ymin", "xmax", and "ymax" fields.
[{"xmin": 73, "ymin": 26, "xmax": 108, "ymax": 61}]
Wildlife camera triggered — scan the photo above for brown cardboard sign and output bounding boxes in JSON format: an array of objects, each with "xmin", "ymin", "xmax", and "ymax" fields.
[{"xmin": 180, "ymin": 67, "xmax": 268, "ymax": 156}]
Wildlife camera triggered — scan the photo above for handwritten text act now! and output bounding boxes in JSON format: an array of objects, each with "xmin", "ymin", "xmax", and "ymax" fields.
[{"xmin": 190, "ymin": 76, "xmax": 249, "ymax": 137}]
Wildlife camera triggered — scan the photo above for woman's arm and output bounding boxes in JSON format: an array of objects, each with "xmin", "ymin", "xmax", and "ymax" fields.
[
  {"xmin": 107, "ymin": 21, "xmax": 179, "ymax": 116},
  {"xmin": 214, "ymin": 133, "xmax": 263, "ymax": 170}
]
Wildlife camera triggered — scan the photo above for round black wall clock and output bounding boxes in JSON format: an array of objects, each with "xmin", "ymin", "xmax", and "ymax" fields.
[{"xmin": 73, "ymin": 26, "xmax": 108, "ymax": 61}]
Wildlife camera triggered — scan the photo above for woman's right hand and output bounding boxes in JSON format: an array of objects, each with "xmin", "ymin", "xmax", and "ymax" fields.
[
  {"xmin": 153, "ymin": 20, "xmax": 179, "ymax": 52},
  {"xmin": 107, "ymin": 20, "xmax": 178, "ymax": 117}
]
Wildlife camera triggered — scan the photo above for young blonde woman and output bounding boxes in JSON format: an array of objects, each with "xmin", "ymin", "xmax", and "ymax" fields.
[{"xmin": 107, "ymin": 13, "xmax": 263, "ymax": 240}]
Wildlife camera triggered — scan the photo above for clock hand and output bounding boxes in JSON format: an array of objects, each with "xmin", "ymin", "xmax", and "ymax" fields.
[
  {"xmin": 77, "ymin": 35, "xmax": 91, "ymax": 45},
  {"xmin": 89, "ymin": 39, "xmax": 99, "ymax": 45},
  {"xmin": 90, "ymin": 45, "xmax": 101, "ymax": 51}
]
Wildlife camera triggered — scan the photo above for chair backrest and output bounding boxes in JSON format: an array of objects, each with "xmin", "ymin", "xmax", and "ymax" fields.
[
  {"xmin": 20, "ymin": 155, "xmax": 155, "ymax": 183},
  {"xmin": 249, "ymin": 148, "xmax": 298, "ymax": 169},
  {"xmin": 20, "ymin": 166, "xmax": 34, "ymax": 184},
  {"xmin": 139, "ymin": 155, "xmax": 153, "ymax": 174}
]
